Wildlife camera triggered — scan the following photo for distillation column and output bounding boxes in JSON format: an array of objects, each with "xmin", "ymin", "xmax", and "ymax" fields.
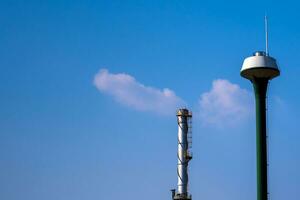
[{"xmin": 173, "ymin": 108, "xmax": 192, "ymax": 200}]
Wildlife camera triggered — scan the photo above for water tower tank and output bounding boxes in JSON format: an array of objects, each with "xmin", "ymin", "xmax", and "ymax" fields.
[{"xmin": 240, "ymin": 51, "xmax": 280, "ymax": 80}]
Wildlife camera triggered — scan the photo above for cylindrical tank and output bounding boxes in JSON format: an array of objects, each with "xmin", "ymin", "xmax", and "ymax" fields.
[{"xmin": 176, "ymin": 109, "xmax": 192, "ymax": 197}]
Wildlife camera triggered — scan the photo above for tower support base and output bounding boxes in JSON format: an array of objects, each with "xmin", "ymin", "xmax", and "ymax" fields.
[{"xmin": 173, "ymin": 193, "xmax": 192, "ymax": 200}]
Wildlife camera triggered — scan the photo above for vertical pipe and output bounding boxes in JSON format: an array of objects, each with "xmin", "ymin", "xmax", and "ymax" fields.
[
  {"xmin": 253, "ymin": 78, "xmax": 269, "ymax": 200},
  {"xmin": 171, "ymin": 189, "xmax": 176, "ymax": 200},
  {"xmin": 177, "ymin": 113, "xmax": 188, "ymax": 195}
]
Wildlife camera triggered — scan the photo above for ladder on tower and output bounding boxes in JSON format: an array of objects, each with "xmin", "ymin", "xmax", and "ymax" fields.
[{"xmin": 187, "ymin": 114, "xmax": 192, "ymax": 160}]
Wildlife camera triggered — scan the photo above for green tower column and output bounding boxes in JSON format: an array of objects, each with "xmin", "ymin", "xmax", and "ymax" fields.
[{"xmin": 252, "ymin": 78, "xmax": 269, "ymax": 200}]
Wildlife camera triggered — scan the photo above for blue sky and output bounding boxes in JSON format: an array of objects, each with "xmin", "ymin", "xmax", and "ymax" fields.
[{"xmin": 1, "ymin": 0, "xmax": 300, "ymax": 200}]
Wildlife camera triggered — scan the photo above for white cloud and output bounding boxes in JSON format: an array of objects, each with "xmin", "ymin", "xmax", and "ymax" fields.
[
  {"xmin": 93, "ymin": 69, "xmax": 185, "ymax": 115},
  {"xmin": 199, "ymin": 79, "xmax": 253, "ymax": 127}
]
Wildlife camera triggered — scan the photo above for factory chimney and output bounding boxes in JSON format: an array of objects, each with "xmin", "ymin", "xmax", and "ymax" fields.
[{"xmin": 172, "ymin": 108, "xmax": 192, "ymax": 200}]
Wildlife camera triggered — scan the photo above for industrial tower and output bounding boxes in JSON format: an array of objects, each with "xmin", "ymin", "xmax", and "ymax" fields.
[
  {"xmin": 172, "ymin": 109, "xmax": 192, "ymax": 200},
  {"xmin": 241, "ymin": 49, "xmax": 280, "ymax": 200}
]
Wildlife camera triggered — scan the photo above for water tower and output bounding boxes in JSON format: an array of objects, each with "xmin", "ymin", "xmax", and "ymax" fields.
[{"xmin": 240, "ymin": 17, "xmax": 280, "ymax": 200}]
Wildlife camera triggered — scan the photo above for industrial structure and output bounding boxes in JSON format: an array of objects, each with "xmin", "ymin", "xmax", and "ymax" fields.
[
  {"xmin": 240, "ymin": 16, "xmax": 280, "ymax": 200},
  {"xmin": 167, "ymin": 17, "xmax": 281, "ymax": 200},
  {"xmin": 241, "ymin": 50, "xmax": 280, "ymax": 200},
  {"xmin": 171, "ymin": 108, "xmax": 192, "ymax": 200}
]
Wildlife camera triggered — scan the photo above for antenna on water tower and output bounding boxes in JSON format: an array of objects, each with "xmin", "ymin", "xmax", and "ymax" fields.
[{"xmin": 265, "ymin": 15, "xmax": 269, "ymax": 56}]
